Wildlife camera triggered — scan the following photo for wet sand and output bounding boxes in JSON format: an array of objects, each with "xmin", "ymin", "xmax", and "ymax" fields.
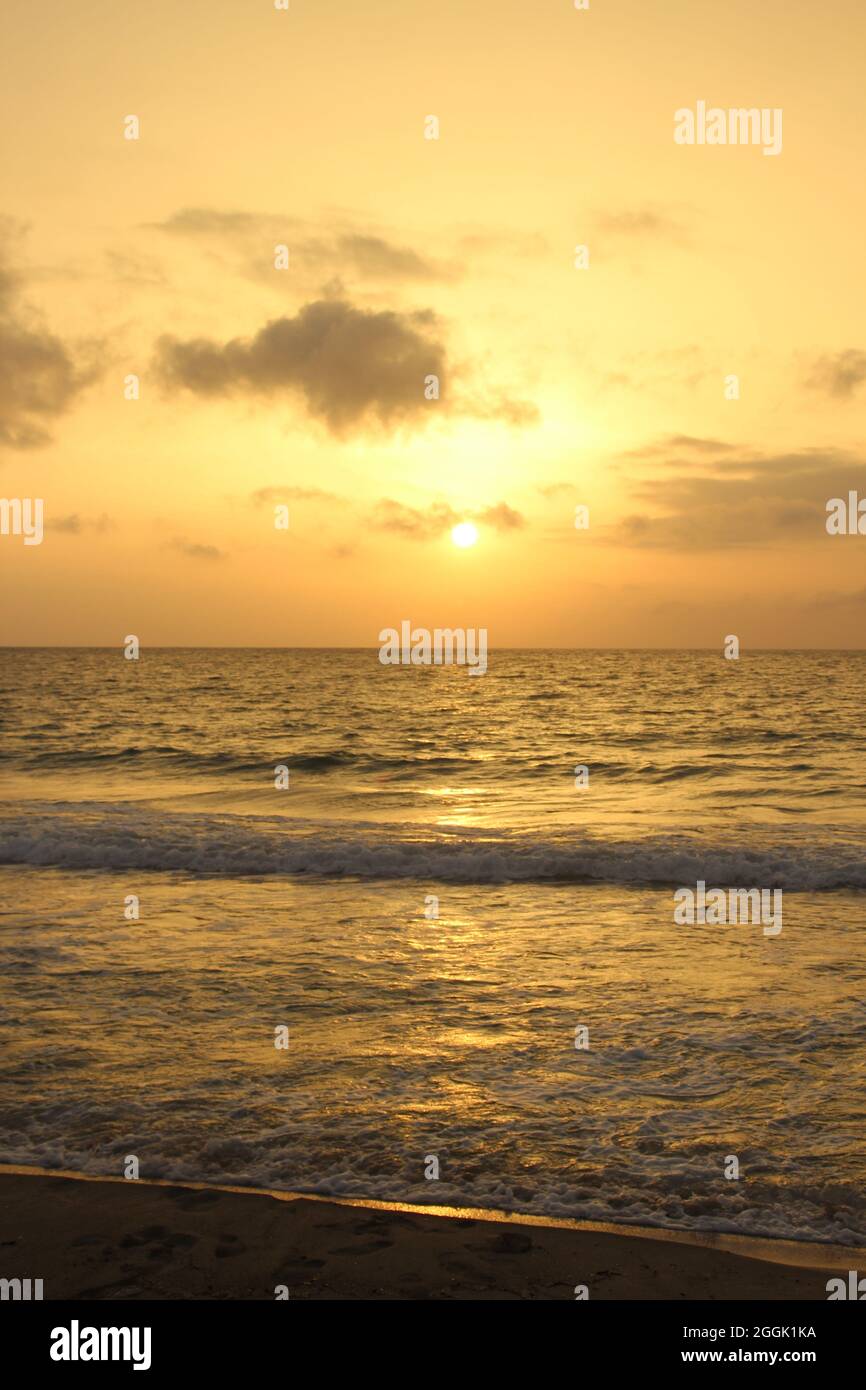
[{"xmin": 0, "ymin": 1169, "xmax": 856, "ymax": 1301}]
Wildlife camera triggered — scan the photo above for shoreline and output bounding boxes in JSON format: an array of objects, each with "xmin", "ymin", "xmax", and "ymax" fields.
[{"xmin": 1, "ymin": 1166, "xmax": 860, "ymax": 1301}]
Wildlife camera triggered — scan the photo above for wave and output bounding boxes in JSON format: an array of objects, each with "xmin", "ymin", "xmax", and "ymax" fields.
[
  {"xmin": 0, "ymin": 807, "xmax": 863, "ymax": 888},
  {"xmin": 0, "ymin": 746, "xmax": 357, "ymax": 774},
  {"xmin": 1, "ymin": 1158, "xmax": 863, "ymax": 1247},
  {"xmin": 1, "ymin": 744, "xmax": 786, "ymax": 787},
  {"xmin": 0, "ymin": 746, "xmax": 516, "ymax": 776}
]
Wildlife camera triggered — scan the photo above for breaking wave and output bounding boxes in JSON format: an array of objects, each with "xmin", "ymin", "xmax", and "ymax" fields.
[{"xmin": 1, "ymin": 806, "xmax": 863, "ymax": 888}]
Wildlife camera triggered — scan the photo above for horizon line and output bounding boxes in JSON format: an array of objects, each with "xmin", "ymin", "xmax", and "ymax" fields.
[{"xmin": 2, "ymin": 644, "xmax": 866, "ymax": 654}]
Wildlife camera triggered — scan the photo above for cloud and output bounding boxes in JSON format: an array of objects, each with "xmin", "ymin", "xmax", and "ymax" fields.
[
  {"xmin": 475, "ymin": 501, "xmax": 525, "ymax": 531},
  {"xmin": 456, "ymin": 388, "xmax": 539, "ymax": 428},
  {"xmin": 154, "ymin": 296, "xmax": 537, "ymax": 436},
  {"xmin": 455, "ymin": 230, "xmax": 550, "ymax": 260},
  {"xmin": 595, "ymin": 206, "xmax": 689, "ymax": 242},
  {"xmin": 369, "ymin": 499, "xmax": 458, "ymax": 539},
  {"xmin": 536, "ymin": 481, "xmax": 576, "ymax": 498},
  {"xmin": 49, "ymin": 513, "xmax": 114, "ymax": 534},
  {"xmin": 813, "ymin": 585, "xmax": 866, "ymax": 610},
  {"xmin": 165, "ymin": 538, "xmax": 227, "ymax": 561},
  {"xmin": 154, "ymin": 299, "xmax": 448, "ymax": 435},
  {"xmin": 589, "ymin": 345, "xmax": 711, "ymax": 398},
  {"xmin": 150, "ymin": 209, "xmax": 263, "ymax": 238},
  {"xmin": 624, "ymin": 435, "xmax": 737, "ymax": 460},
  {"xmin": 368, "ymin": 497, "xmax": 526, "ymax": 540},
  {"xmin": 0, "ymin": 228, "xmax": 103, "ymax": 451},
  {"xmin": 104, "ymin": 249, "xmax": 167, "ymax": 288},
  {"xmin": 807, "ymin": 350, "xmax": 866, "ymax": 400},
  {"xmin": 148, "ymin": 208, "xmax": 456, "ymax": 283},
  {"xmin": 337, "ymin": 234, "xmax": 454, "ymax": 283},
  {"xmin": 250, "ymin": 485, "xmax": 344, "ymax": 505},
  {"xmin": 611, "ymin": 446, "xmax": 866, "ymax": 550}
]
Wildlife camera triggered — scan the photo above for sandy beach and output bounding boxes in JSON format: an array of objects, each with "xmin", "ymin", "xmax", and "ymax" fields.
[{"xmin": 0, "ymin": 1170, "xmax": 857, "ymax": 1301}]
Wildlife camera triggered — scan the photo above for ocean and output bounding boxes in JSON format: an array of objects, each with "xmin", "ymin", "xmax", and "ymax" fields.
[{"xmin": 1, "ymin": 647, "xmax": 864, "ymax": 1244}]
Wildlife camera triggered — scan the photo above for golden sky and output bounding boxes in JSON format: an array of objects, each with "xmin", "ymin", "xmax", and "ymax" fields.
[{"xmin": 2, "ymin": 0, "xmax": 865, "ymax": 646}]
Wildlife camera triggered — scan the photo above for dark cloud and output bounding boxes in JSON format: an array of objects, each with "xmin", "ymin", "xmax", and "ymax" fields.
[
  {"xmin": 612, "ymin": 446, "xmax": 865, "ymax": 550},
  {"xmin": 154, "ymin": 297, "xmax": 538, "ymax": 436},
  {"xmin": 807, "ymin": 350, "xmax": 866, "ymax": 400},
  {"xmin": 154, "ymin": 299, "xmax": 448, "ymax": 435},
  {"xmin": 0, "ymin": 226, "xmax": 102, "ymax": 451}
]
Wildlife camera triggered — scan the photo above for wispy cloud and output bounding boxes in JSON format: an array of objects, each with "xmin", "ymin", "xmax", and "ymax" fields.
[
  {"xmin": 624, "ymin": 435, "xmax": 738, "ymax": 461},
  {"xmin": 165, "ymin": 538, "xmax": 227, "ymax": 561},
  {"xmin": 49, "ymin": 513, "xmax": 114, "ymax": 534},
  {"xmin": 612, "ymin": 445, "xmax": 864, "ymax": 550},
  {"xmin": 368, "ymin": 498, "xmax": 526, "ymax": 540},
  {"xmin": 369, "ymin": 499, "xmax": 458, "ymax": 539},
  {"xmin": 536, "ymin": 481, "xmax": 577, "ymax": 498},
  {"xmin": 476, "ymin": 501, "xmax": 525, "ymax": 531},
  {"xmin": 807, "ymin": 350, "xmax": 866, "ymax": 400},
  {"xmin": 594, "ymin": 205, "xmax": 690, "ymax": 243},
  {"xmin": 148, "ymin": 208, "xmax": 458, "ymax": 284},
  {"xmin": 250, "ymin": 485, "xmax": 345, "ymax": 506}
]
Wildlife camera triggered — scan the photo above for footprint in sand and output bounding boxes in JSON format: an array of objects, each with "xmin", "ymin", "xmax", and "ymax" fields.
[
  {"xmin": 215, "ymin": 1233, "xmax": 246, "ymax": 1258},
  {"xmin": 279, "ymin": 1256, "xmax": 326, "ymax": 1274},
  {"xmin": 467, "ymin": 1232, "xmax": 533, "ymax": 1256},
  {"xmin": 120, "ymin": 1227, "xmax": 198, "ymax": 1261},
  {"xmin": 328, "ymin": 1238, "xmax": 394, "ymax": 1256},
  {"xmin": 438, "ymin": 1256, "xmax": 479, "ymax": 1276},
  {"xmin": 349, "ymin": 1218, "xmax": 395, "ymax": 1236}
]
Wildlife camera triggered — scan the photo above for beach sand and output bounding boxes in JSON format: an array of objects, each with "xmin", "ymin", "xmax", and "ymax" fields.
[{"xmin": 0, "ymin": 1169, "xmax": 855, "ymax": 1300}]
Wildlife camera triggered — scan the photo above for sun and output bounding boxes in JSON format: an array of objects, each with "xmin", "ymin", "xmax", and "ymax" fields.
[{"xmin": 451, "ymin": 521, "xmax": 479, "ymax": 548}]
